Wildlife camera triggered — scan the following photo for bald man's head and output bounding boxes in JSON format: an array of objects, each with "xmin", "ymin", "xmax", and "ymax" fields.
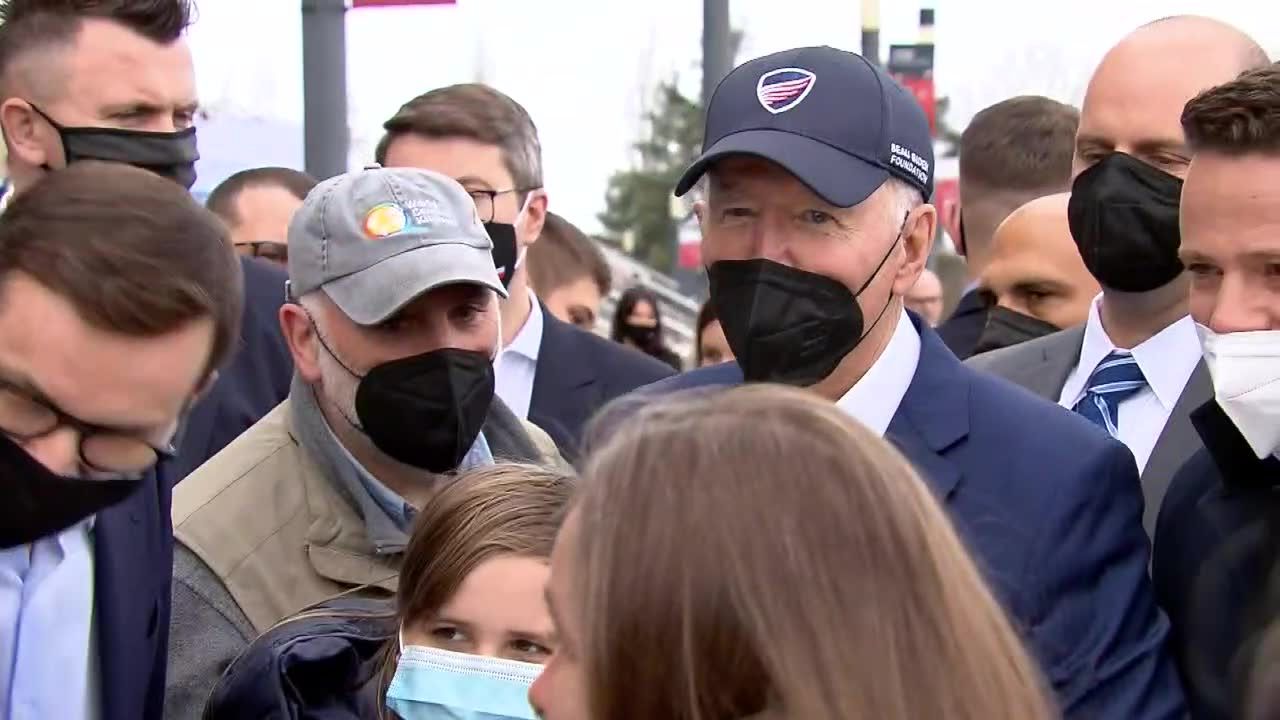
[
  {"xmin": 1074, "ymin": 15, "xmax": 1268, "ymax": 180},
  {"xmin": 980, "ymin": 193, "xmax": 1100, "ymax": 329}
]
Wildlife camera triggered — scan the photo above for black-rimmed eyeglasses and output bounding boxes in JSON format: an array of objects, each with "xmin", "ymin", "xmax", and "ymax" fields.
[
  {"xmin": 0, "ymin": 380, "xmax": 178, "ymax": 474},
  {"xmin": 466, "ymin": 188, "xmax": 539, "ymax": 223}
]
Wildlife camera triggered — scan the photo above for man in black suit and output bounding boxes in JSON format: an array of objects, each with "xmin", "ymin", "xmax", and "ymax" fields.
[
  {"xmin": 1151, "ymin": 62, "xmax": 1280, "ymax": 720},
  {"xmin": 375, "ymin": 84, "xmax": 674, "ymax": 460},
  {"xmin": 170, "ymin": 168, "xmax": 314, "ymax": 481},
  {"xmin": 937, "ymin": 96, "xmax": 1078, "ymax": 358}
]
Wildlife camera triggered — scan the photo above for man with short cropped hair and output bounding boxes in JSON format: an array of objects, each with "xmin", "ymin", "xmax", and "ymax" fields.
[
  {"xmin": 377, "ymin": 84, "xmax": 673, "ymax": 458},
  {"xmin": 0, "ymin": 2, "xmax": 220, "ymax": 718},
  {"xmin": 1152, "ymin": 62, "xmax": 1280, "ymax": 720},
  {"xmin": 937, "ymin": 95, "xmax": 1079, "ymax": 358},
  {"xmin": 972, "ymin": 193, "xmax": 1100, "ymax": 354},
  {"xmin": 970, "ymin": 16, "xmax": 1269, "ymax": 536},
  {"xmin": 0, "ymin": 161, "xmax": 241, "ymax": 720},
  {"xmin": 527, "ymin": 212, "xmax": 612, "ymax": 331},
  {"xmin": 206, "ymin": 167, "xmax": 318, "ymax": 266}
]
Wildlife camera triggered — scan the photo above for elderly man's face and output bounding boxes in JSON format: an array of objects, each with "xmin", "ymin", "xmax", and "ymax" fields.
[{"xmin": 700, "ymin": 157, "xmax": 933, "ymax": 328}]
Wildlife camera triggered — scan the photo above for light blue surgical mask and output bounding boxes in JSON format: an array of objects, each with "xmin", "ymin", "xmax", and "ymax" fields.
[{"xmin": 385, "ymin": 642, "xmax": 542, "ymax": 720}]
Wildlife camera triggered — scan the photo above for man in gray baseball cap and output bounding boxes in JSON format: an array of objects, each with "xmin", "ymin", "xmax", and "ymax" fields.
[{"xmin": 164, "ymin": 166, "xmax": 561, "ymax": 716}]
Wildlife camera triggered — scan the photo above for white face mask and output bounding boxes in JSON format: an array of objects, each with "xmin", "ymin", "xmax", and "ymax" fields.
[{"xmin": 1197, "ymin": 323, "xmax": 1280, "ymax": 459}]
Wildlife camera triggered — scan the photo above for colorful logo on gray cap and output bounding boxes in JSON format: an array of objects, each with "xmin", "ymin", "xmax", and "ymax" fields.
[{"xmin": 756, "ymin": 68, "xmax": 816, "ymax": 114}]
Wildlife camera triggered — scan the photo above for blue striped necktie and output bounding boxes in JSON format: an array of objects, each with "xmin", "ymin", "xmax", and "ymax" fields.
[{"xmin": 1073, "ymin": 351, "xmax": 1147, "ymax": 437}]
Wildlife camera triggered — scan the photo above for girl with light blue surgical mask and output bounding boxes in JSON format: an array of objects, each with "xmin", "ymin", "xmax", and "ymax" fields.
[{"xmin": 382, "ymin": 462, "xmax": 573, "ymax": 720}]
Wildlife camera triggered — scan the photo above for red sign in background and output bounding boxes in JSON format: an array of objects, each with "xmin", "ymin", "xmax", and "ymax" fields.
[{"xmin": 895, "ymin": 74, "xmax": 937, "ymax": 137}]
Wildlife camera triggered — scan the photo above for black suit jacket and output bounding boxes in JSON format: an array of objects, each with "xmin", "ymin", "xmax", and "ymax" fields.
[
  {"xmin": 1153, "ymin": 402, "xmax": 1280, "ymax": 720},
  {"xmin": 528, "ymin": 308, "xmax": 675, "ymax": 461},
  {"xmin": 171, "ymin": 257, "xmax": 293, "ymax": 481},
  {"xmin": 937, "ymin": 288, "xmax": 987, "ymax": 359}
]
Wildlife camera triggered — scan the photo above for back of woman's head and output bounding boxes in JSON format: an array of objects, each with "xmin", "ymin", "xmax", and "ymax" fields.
[
  {"xmin": 397, "ymin": 462, "xmax": 575, "ymax": 623},
  {"xmin": 573, "ymin": 385, "xmax": 1053, "ymax": 720}
]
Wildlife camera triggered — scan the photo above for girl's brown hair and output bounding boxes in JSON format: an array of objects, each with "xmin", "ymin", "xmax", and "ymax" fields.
[
  {"xmin": 573, "ymin": 384, "xmax": 1054, "ymax": 720},
  {"xmin": 397, "ymin": 461, "xmax": 575, "ymax": 623}
]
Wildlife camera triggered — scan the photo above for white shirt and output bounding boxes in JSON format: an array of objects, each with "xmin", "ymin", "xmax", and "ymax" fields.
[
  {"xmin": 836, "ymin": 309, "xmax": 921, "ymax": 436},
  {"xmin": 494, "ymin": 293, "xmax": 544, "ymax": 420},
  {"xmin": 1058, "ymin": 295, "xmax": 1202, "ymax": 472}
]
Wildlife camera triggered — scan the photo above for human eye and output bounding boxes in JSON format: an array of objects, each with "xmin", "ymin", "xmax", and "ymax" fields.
[
  {"xmin": 510, "ymin": 637, "xmax": 553, "ymax": 661},
  {"xmin": 429, "ymin": 625, "xmax": 467, "ymax": 644},
  {"xmin": 800, "ymin": 209, "xmax": 836, "ymax": 225}
]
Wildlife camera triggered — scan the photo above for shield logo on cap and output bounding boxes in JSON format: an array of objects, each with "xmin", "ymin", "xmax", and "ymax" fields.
[{"xmin": 756, "ymin": 68, "xmax": 816, "ymax": 114}]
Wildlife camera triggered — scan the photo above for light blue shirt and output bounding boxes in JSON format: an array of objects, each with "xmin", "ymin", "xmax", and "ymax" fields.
[
  {"xmin": 358, "ymin": 432, "xmax": 495, "ymax": 532},
  {"xmin": 0, "ymin": 521, "xmax": 97, "ymax": 720}
]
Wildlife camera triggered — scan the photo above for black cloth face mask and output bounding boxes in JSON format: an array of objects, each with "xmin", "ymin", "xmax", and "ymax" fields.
[
  {"xmin": 484, "ymin": 222, "xmax": 519, "ymax": 290},
  {"xmin": 1, "ymin": 431, "xmax": 143, "ymax": 549},
  {"xmin": 28, "ymin": 102, "xmax": 200, "ymax": 190},
  {"xmin": 972, "ymin": 305, "xmax": 1060, "ymax": 355},
  {"xmin": 707, "ymin": 236, "xmax": 899, "ymax": 386},
  {"xmin": 1068, "ymin": 152, "xmax": 1184, "ymax": 293},
  {"xmin": 621, "ymin": 323, "xmax": 660, "ymax": 349}
]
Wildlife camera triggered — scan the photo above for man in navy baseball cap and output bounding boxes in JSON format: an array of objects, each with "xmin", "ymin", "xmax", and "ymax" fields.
[{"xmin": 643, "ymin": 45, "xmax": 1186, "ymax": 720}]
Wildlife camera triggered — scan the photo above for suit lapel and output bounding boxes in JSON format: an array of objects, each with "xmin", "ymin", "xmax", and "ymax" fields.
[
  {"xmin": 1013, "ymin": 326, "xmax": 1085, "ymax": 400},
  {"xmin": 887, "ymin": 318, "xmax": 969, "ymax": 501},
  {"xmin": 1139, "ymin": 360, "xmax": 1214, "ymax": 534},
  {"xmin": 529, "ymin": 309, "xmax": 598, "ymax": 424}
]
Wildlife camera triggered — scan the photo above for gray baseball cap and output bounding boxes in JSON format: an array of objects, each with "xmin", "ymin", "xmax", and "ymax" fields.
[{"xmin": 287, "ymin": 166, "xmax": 507, "ymax": 325}]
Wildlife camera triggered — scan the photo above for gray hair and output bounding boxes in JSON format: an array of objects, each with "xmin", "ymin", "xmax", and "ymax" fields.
[{"xmin": 885, "ymin": 178, "xmax": 924, "ymax": 228}]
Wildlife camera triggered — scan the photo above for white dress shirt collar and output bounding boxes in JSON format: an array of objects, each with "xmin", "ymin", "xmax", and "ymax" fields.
[
  {"xmin": 1064, "ymin": 294, "xmax": 1201, "ymax": 411},
  {"xmin": 505, "ymin": 292, "xmax": 543, "ymax": 364},
  {"xmin": 835, "ymin": 309, "xmax": 921, "ymax": 436}
]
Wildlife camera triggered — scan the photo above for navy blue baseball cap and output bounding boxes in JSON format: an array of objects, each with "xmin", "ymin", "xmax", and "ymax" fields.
[{"xmin": 675, "ymin": 46, "xmax": 935, "ymax": 207}]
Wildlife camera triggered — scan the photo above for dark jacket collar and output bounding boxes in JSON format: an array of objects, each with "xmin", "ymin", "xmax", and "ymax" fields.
[{"xmin": 1192, "ymin": 400, "xmax": 1280, "ymax": 489}]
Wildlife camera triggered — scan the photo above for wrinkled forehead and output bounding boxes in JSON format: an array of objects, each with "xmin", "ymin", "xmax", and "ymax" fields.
[{"xmin": 57, "ymin": 19, "xmax": 197, "ymax": 108}]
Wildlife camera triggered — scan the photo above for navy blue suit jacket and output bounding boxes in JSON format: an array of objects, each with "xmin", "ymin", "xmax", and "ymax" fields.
[
  {"xmin": 95, "ymin": 464, "xmax": 173, "ymax": 720},
  {"xmin": 528, "ymin": 308, "xmax": 675, "ymax": 461},
  {"xmin": 1153, "ymin": 402, "xmax": 1280, "ymax": 720},
  {"xmin": 937, "ymin": 287, "xmax": 988, "ymax": 360},
  {"xmin": 639, "ymin": 314, "xmax": 1186, "ymax": 720},
  {"xmin": 171, "ymin": 257, "xmax": 293, "ymax": 481}
]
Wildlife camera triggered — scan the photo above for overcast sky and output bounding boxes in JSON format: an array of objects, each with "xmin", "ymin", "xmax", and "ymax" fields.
[{"xmin": 186, "ymin": 0, "xmax": 1280, "ymax": 233}]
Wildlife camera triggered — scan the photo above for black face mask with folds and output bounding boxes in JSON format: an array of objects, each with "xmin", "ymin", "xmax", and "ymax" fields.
[
  {"xmin": 1068, "ymin": 152, "xmax": 1184, "ymax": 293},
  {"xmin": 28, "ymin": 102, "xmax": 200, "ymax": 190},
  {"xmin": 484, "ymin": 222, "xmax": 519, "ymax": 289},
  {"xmin": 972, "ymin": 306, "xmax": 1060, "ymax": 356},
  {"xmin": 1, "ymin": 432, "xmax": 143, "ymax": 549},
  {"xmin": 353, "ymin": 348, "xmax": 495, "ymax": 474},
  {"xmin": 707, "ymin": 236, "xmax": 898, "ymax": 386}
]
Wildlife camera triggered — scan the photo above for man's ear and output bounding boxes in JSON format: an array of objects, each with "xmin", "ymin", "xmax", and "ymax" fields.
[
  {"xmin": 0, "ymin": 98, "xmax": 55, "ymax": 169},
  {"xmin": 280, "ymin": 302, "xmax": 322, "ymax": 383},
  {"xmin": 943, "ymin": 199, "xmax": 964, "ymax": 256},
  {"xmin": 519, "ymin": 189, "xmax": 549, "ymax": 249},
  {"xmin": 892, "ymin": 204, "xmax": 937, "ymax": 297}
]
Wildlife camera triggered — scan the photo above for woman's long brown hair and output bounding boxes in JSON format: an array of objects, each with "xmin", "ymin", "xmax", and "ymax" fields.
[{"xmin": 573, "ymin": 384, "xmax": 1055, "ymax": 720}]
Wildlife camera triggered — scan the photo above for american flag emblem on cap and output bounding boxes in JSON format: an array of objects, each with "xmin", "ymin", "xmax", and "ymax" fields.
[{"xmin": 756, "ymin": 68, "xmax": 816, "ymax": 114}]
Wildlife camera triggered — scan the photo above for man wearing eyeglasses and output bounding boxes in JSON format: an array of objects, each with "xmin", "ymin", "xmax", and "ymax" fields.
[
  {"xmin": 376, "ymin": 84, "xmax": 675, "ymax": 461},
  {"xmin": 0, "ymin": 161, "xmax": 242, "ymax": 719},
  {"xmin": 205, "ymin": 166, "xmax": 318, "ymax": 269}
]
